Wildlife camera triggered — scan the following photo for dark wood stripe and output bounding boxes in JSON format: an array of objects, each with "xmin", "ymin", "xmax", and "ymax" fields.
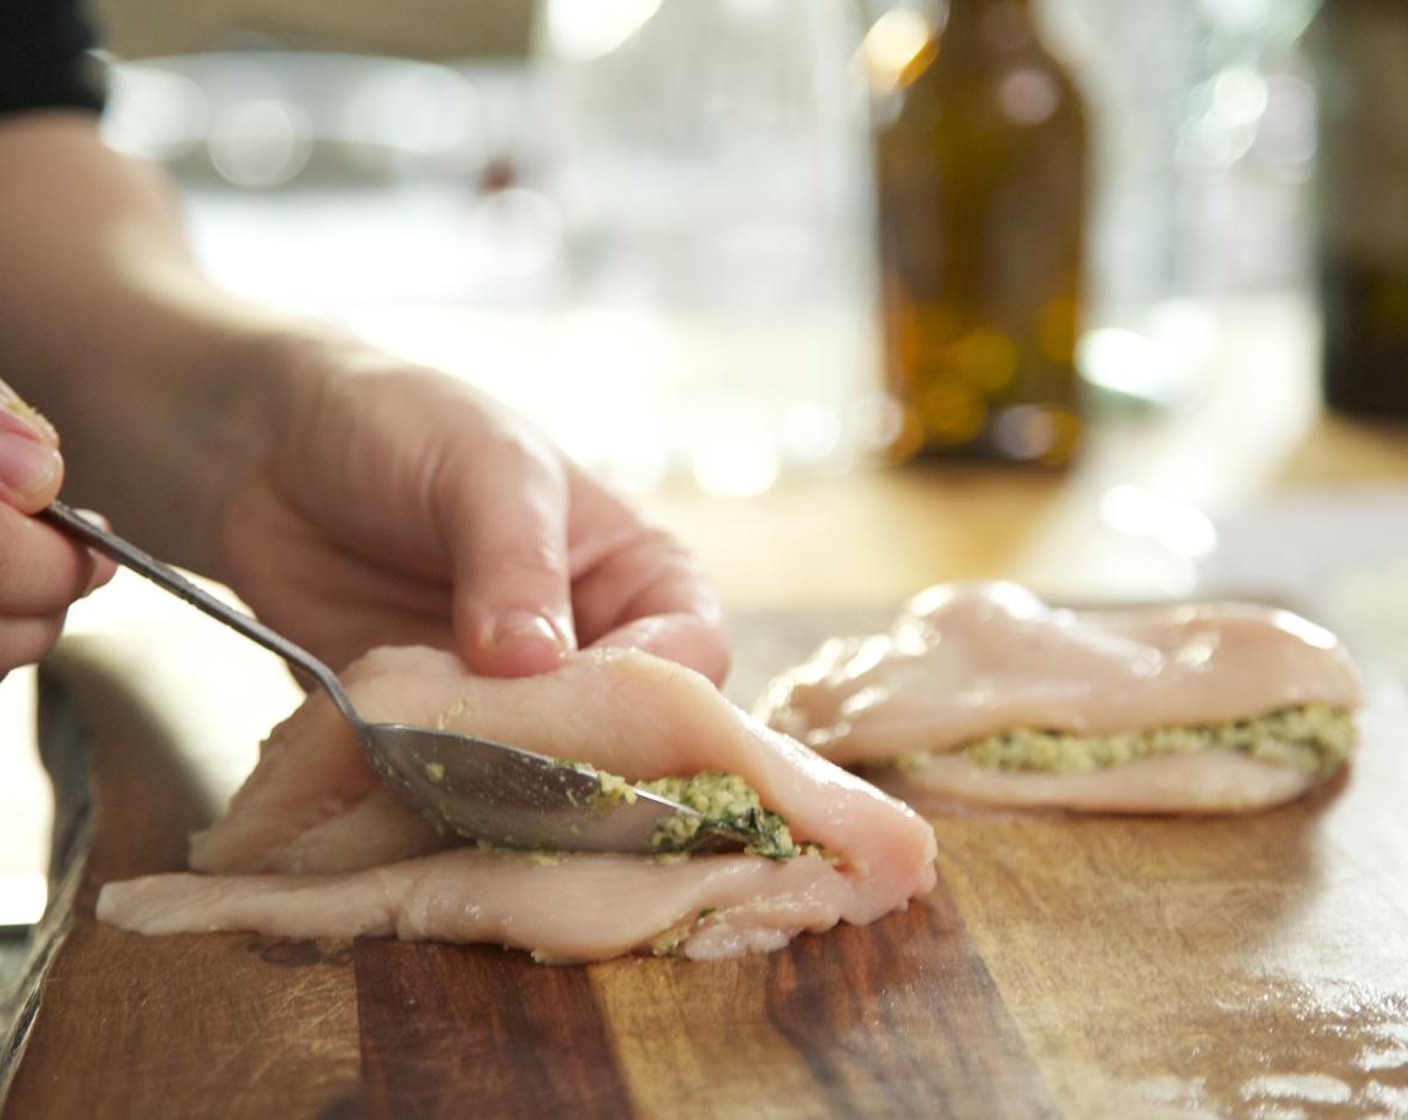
[
  {"xmin": 352, "ymin": 940, "xmax": 635, "ymax": 1120},
  {"xmin": 764, "ymin": 891, "xmax": 1061, "ymax": 1119}
]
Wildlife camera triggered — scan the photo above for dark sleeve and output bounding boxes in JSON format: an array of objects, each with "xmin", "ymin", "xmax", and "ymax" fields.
[{"xmin": 0, "ymin": 0, "xmax": 108, "ymax": 118}]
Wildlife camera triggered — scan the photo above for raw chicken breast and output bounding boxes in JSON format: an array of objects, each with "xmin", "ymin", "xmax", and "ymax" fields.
[
  {"xmin": 878, "ymin": 751, "xmax": 1319, "ymax": 815},
  {"xmin": 99, "ymin": 848, "xmax": 907, "ymax": 963},
  {"xmin": 98, "ymin": 647, "xmax": 937, "ymax": 962},
  {"xmin": 754, "ymin": 582, "xmax": 1363, "ymax": 814}
]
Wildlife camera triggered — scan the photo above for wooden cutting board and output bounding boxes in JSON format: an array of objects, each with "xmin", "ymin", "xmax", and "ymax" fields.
[{"xmin": 3, "ymin": 611, "xmax": 1407, "ymax": 1120}]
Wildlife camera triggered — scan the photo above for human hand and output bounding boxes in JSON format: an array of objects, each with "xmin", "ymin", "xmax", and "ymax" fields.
[
  {"xmin": 0, "ymin": 117, "xmax": 725, "ymax": 687},
  {"xmin": 0, "ymin": 381, "xmax": 116, "ymax": 678},
  {"xmin": 215, "ymin": 348, "xmax": 730, "ymax": 684}
]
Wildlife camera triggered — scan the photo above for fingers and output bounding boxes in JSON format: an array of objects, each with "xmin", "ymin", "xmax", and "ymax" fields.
[
  {"xmin": 0, "ymin": 382, "xmax": 108, "ymax": 676},
  {"xmin": 438, "ymin": 419, "xmax": 577, "ymax": 678},
  {"xmin": 441, "ymin": 425, "xmax": 730, "ymax": 684},
  {"xmin": 0, "ymin": 503, "xmax": 110, "ymax": 612},
  {"xmin": 0, "ymin": 380, "xmax": 63, "ymax": 512},
  {"xmin": 0, "ymin": 503, "xmax": 114, "ymax": 677},
  {"xmin": 567, "ymin": 485, "xmax": 732, "ymax": 686},
  {"xmin": 248, "ymin": 360, "xmax": 730, "ymax": 683},
  {"xmin": 0, "ymin": 611, "xmax": 72, "ymax": 678}
]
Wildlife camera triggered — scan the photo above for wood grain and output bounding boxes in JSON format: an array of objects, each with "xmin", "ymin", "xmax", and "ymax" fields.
[
  {"xmin": 1, "ymin": 661, "xmax": 360, "ymax": 1120},
  {"xmin": 587, "ymin": 895, "xmax": 1055, "ymax": 1120},
  {"xmin": 353, "ymin": 941, "xmax": 634, "ymax": 1120}
]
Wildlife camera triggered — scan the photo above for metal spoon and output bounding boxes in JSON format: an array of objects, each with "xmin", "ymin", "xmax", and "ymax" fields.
[{"xmin": 40, "ymin": 499, "xmax": 713, "ymax": 854}]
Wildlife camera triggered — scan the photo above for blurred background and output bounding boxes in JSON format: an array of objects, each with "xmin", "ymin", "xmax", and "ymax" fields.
[
  {"xmin": 81, "ymin": 0, "xmax": 1337, "ymax": 492},
  {"xmin": 94, "ymin": 0, "xmax": 885, "ymax": 497}
]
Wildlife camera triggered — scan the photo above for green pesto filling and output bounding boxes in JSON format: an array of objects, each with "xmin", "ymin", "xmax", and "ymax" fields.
[
  {"xmin": 641, "ymin": 771, "xmax": 800, "ymax": 861},
  {"xmin": 558, "ymin": 761, "xmax": 801, "ymax": 860},
  {"xmin": 930, "ymin": 704, "xmax": 1355, "ymax": 779},
  {"xmin": 587, "ymin": 769, "xmax": 634, "ymax": 810}
]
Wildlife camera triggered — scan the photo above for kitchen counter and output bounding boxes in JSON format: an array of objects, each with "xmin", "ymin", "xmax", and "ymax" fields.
[{"xmin": 4, "ymin": 328, "xmax": 1408, "ymax": 1118}]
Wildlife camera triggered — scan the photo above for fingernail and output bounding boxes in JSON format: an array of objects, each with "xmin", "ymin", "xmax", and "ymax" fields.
[
  {"xmin": 0, "ymin": 429, "xmax": 62, "ymax": 505},
  {"xmin": 492, "ymin": 611, "xmax": 569, "ymax": 656}
]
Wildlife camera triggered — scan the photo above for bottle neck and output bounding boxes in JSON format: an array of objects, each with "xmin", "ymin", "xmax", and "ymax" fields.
[
  {"xmin": 951, "ymin": 0, "xmax": 1032, "ymax": 8},
  {"xmin": 946, "ymin": 0, "xmax": 1036, "ymax": 34},
  {"xmin": 940, "ymin": 0, "xmax": 1037, "ymax": 43}
]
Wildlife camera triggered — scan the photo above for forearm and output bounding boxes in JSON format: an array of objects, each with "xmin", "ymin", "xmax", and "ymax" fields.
[{"xmin": 0, "ymin": 110, "xmax": 334, "ymax": 574}]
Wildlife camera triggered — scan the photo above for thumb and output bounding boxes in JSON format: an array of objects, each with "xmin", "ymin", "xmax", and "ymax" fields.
[{"xmin": 0, "ymin": 382, "xmax": 63, "ymax": 512}]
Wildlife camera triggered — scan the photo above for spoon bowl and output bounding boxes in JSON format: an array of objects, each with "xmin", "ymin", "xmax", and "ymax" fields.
[{"xmin": 365, "ymin": 723, "xmax": 700, "ymax": 851}]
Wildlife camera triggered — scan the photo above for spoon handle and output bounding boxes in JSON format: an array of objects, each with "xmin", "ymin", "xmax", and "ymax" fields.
[{"xmin": 39, "ymin": 500, "xmax": 362, "ymax": 728}]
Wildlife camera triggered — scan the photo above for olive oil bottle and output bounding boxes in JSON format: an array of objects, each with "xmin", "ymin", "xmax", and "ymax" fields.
[{"xmin": 874, "ymin": 0, "xmax": 1087, "ymax": 466}]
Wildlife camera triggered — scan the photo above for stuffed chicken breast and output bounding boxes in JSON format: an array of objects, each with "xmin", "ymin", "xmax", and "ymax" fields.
[
  {"xmin": 98, "ymin": 646, "xmax": 938, "ymax": 962},
  {"xmin": 753, "ymin": 582, "xmax": 1363, "ymax": 814}
]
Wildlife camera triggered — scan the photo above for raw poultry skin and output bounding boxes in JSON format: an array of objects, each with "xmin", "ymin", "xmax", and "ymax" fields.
[
  {"xmin": 97, "ymin": 647, "xmax": 938, "ymax": 962},
  {"xmin": 754, "ymin": 582, "xmax": 1364, "ymax": 814}
]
